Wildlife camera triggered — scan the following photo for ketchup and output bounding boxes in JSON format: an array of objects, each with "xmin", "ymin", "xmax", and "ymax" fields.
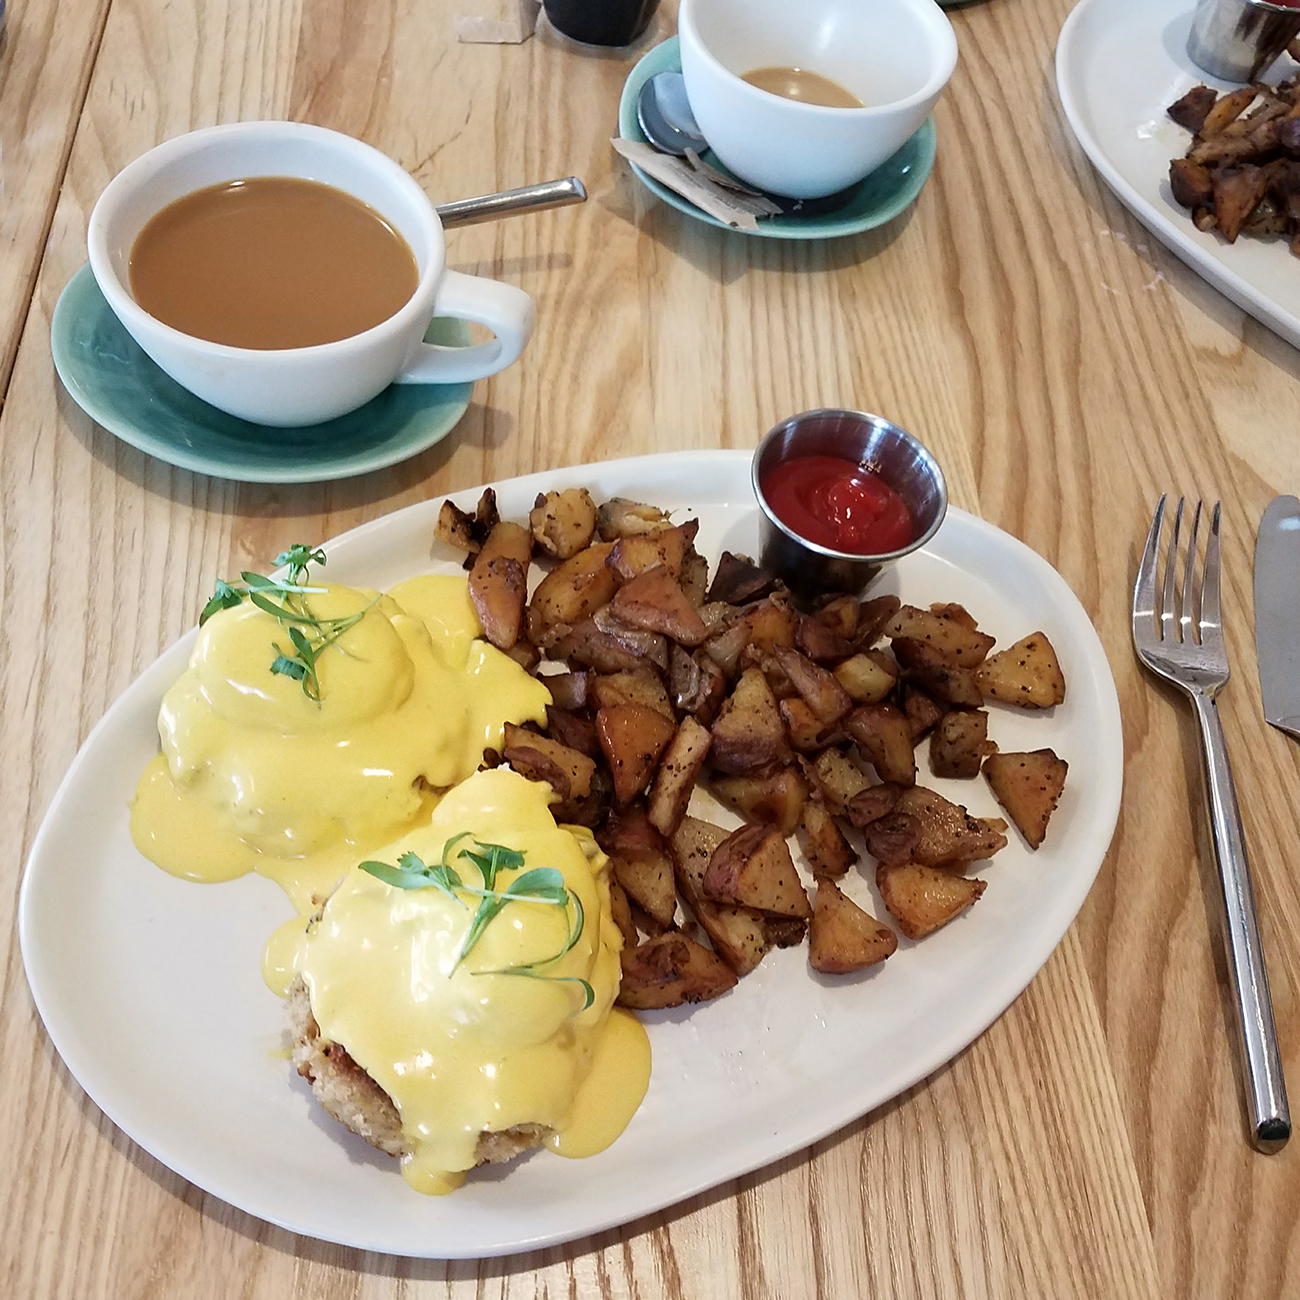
[{"xmin": 762, "ymin": 453, "xmax": 915, "ymax": 554}]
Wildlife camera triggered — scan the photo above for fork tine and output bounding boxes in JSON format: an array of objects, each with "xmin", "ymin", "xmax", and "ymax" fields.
[
  {"xmin": 1202, "ymin": 501, "xmax": 1223, "ymax": 640},
  {"xmin": 1180, "ymin": 500, "xmax": 1203, "ymax": 645},
  {"xmin": 1161, "ymin": 497, "xmax": 1185, "ymax": 642},
  {"xmin": 1133, "ymin": 495, "xmax": 1166, "ymax": 640}
]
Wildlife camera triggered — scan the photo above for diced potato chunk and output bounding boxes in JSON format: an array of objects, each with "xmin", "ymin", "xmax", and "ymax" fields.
[
  {"xmin": 810, "ymin": 880, "xmax": 898, "ymax": 972},
  {"xmin": 797, "ymin": 797, "xmax": 857, "ymax": 879},
  {"xmin": 647, "ymin": 716, "xmax": 713, "ymax": 837},
  {"xmin": 884, "ymin": 604, "xmax": 995, "ymax": 666},
  {"xmin": 975, "ymin": 633, "xmax": 1066, "ymax": 709},
  {"xmin": 983, "ymin": 749, "xmax": 1068, "ymax": 849},
  {"xmin": 929, "ymin": 711, "xmax": 996, "ymax": 779},
  {"xmin": 703, "ymin": 823, "xmax": 811, "ymax": 919},
  {"xmin": 527, "ymin": 542, "xmax": 616, "ymax": 644},
  {"xmin": 609, "ymin": 565, "xmax": 708, "ymax": 646},
  {"xmin": 845, "ymin": 704, "xmax": 917, "ymax": 786},
  {"xmin": 876, "ymin": 861, "xmax": 986, "ymax": 939},
  {"xmin": 617, "ymin": 932, "xmax": 737, "ymax": 1008},
  {"xmin": 833, "ymin": 652, "xmax": 899, "ymax": 704},
  {"xmin": 529, "ymin": 488, "xmax": 598, "ymax": 559},
  {"xmin": 468, "ymin": 521, "xmax": 532, "ymax": 650},
  {"xmin": 710, "ymin": 666, "xmax": 792, "ymax": 774},
  {"xmin": 596, "ymin": 704, "xmax": 677, "ymax": 806},
  {"xmin": 712, "ymin": 767, "xmax": 809, "ymax": 835}
]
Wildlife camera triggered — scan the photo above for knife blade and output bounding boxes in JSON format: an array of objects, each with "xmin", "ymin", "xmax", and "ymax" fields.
[{"xmin": 1255, "ymin": 495, "xmax": 1300, "ymax": 741}]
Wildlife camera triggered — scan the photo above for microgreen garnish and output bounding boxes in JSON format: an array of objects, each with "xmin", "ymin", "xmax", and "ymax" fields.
[
  {"xmin": 197, "ymin": 543, "xmax": 372, "ymax": 702},
  {"xmin": 358, "ymin": 838, "xmax": 593, "ymax": 1012}
]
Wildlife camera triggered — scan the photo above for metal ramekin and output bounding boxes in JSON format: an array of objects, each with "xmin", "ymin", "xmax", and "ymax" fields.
[{"xmin": 751, "ymin": 409, "xmax": 948, "ymax": 604}]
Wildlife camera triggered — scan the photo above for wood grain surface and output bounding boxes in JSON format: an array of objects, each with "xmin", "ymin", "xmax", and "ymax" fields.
[{"xmin": 1, "ymin": 0, "xmax": 1299, "ymax": 1294}]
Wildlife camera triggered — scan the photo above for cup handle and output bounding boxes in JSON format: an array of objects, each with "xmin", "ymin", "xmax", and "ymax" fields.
[{"xmin": 394, "ymin": 269, "xmax": 536, "ymax": 385}]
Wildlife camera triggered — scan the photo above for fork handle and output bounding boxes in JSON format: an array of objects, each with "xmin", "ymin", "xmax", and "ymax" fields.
[{"xmin": 1192, "ymin": 690, "xmax": 1291, "ymax": 1152}]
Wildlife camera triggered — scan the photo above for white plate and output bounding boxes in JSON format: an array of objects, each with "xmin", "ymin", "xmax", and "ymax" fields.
[
  {"xmin": 19, "ymin": 450, "xmax": 1123, "ymax": 1259},
  {"xmin": 1057, "ymin": 0, "xmax": 1300, "ymax": 350}
]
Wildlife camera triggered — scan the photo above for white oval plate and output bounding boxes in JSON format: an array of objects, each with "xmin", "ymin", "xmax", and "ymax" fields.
[
  {"xmin": 20, "ymin": 451, "xmax": 1122, "ymax": 1259},
  {"xmin": 1057, "ymin": 0, "xmax": 1300, "ymax": 350}
]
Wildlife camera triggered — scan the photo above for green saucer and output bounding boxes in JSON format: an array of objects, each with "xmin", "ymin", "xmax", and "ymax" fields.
[
  {"xmin": 50, "ymin": 264, "xmax": 475, "ymax": 483},
  {"xmin": 617, "ymin": 38, "xmax": 937, "ymax": 240}
]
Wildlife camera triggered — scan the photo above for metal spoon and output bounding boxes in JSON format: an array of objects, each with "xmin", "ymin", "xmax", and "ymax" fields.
[
  {"xmin": 436, "ymin": 177, "xmax": 587, "ymax": 228},
  {"xmin": 634, "ymin": 72, "xmax": 857, "ymax": 216}
]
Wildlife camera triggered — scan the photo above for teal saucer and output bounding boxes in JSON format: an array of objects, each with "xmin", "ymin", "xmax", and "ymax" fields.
[
  {"xmin": 616, "ymin": 38, "xmax": 937, "ymax": 240},
  {"xmin": 50, "ymin": 263, "xmax": 475, "ymax": 483}
]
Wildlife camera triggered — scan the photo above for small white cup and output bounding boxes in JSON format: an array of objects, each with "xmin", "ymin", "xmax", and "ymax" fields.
[
  {"xmin": 678, "ymin": 0, "xmax": 958, "ymax": 200},
  {"xmin": 87, "ymin": 122, "xmax": 537, "ymax": 427}
]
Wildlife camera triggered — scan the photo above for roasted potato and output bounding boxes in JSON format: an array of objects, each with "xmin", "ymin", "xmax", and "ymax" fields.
[
  {"xmin": 711, "ymin": 766, "xmax": 809, "ymax": 835},
  {"xmin": 764, "ymin": 916, "xmax": 808, "ymax": 948},
  {"xmin": 898, "ymin": 684, "xmax": 945, "ymax": 742},
  {"xmin": 813, "ymin": 594, "xmax": 860, "ymax": 640},
  {"xmin": 617, "ymin": 931, "xmax": 738, "ymax": 1009},
  {"xmin": 608, "ymin": 877, "xmax": 638, "ymax": 957},
  {"xmin": 929, "ymin": 711, "xmax": 996, "ymax": 779},
  {"xmin": 543, "ymin": 670, "xmax": 589, "ymax": 711},
  {"xmin": 845, "ymin": 782, "xmax": 905, "ymax": 828},
  {"xmin": 876, "ymin": 861, "xmax": 986, "ymax": 940},
  {"xmin": 884, "ymin": 605, "xmax": 995, "ymax": 666},
  {"xmin": 527, "ymin": 542, "xmax": 617, "ymax": 644},
  {"xmin": 809, "ymin": 880, "xmax": 897, "ymax": 972},
  {"xmin": 468, "ymin": 520, "xmax": 532, "ymax": 650},
  {"xmin": 669, "ymin": 645, "xmax": 728, "ymax": 723},
  {"xmin": 856, "ymin": 594, "xmax": 902, "ymax": 647},
  {"xmin": 591, "ymin": 669, "xmax": 675, "ymax": 721},
  {"xmin": 710, "ymin": 666, "xmax": 792, "ymax": 774},
  {"xmin": 983, "ymin": 749, "xmax": 1068, "ymax": 849},
  {"xmin": 774, "ymin": 647, "xmax": 853, "ymax": 725},
  {"xmin": 596, "ymin": 704, "xmax": 677, "ymax": 806},
  {"xmin": 597, "ymin": 497, "xmax": 673, "ymax": 540},
  {"xmin": 779, "ymin": 696, "xmax": 846, "ymax": 753},
  {"xmin": 743, "ymin": 595, "xmax": 799, "ymax": 655},
  {"xmin": 895, "ymin": 786, "xmax": 1008, "ymax": 867},
  {"xmin": 975, "ymin": 633, "xmax": 1066, "ymax": 710},
  {"xmin": 647, "ymin": 716, "xmax": 713, "ymax": 837},
  {"xmin": 679, "ymin": 548, "xmax": 710, "ymax": 607},
  {"xmin": 703, "ymin": 823, "xmax": 811, "ymax": 919},
  {"xmin": 545, "ymin": 705, "xmax": 600, "ymax": 757},
  {"xmin": 670, "ymin": 816, "xmax": 771, "ymax": 975},
  {"xmin": 609, "ymin": 565, "xmax": 709, "ymax": 646},
  {"xmin": 796, "ymin": 613, "xmax": 852, "ymax": 663},
  {"xmin": 801, "ymin": 747, "xmax": 873, "ymax": 816},
  {"xmin": 796, "ymin": 797, "xmax": 856, "ymax": 879},
  {"xmin": 599, "ymin": 805, "xmax": 678, "ymax": 927},
  {"xmin": 501, "ymin": 723, "xmax": 595, "ymax": 800},
  {"xmin": 607, "ymin": 522, "xmax": 698, "ymax": 582},
  {"xmin": 592, "ymin": 607, "xmax": 671, "ymax": 671},
  {"xmin": 435, "ymin": 498, "xmax": 479, "ymax": 554},
  {"xmin": 549, "ymin": 619, "xmax": 647, "ymax": 674},
  {"xmin": 845, "ymin": 704, "xmax": 917, "ymax": 786},
  {"xmin": 860, "ymin": 811, "xmax": 920, "ymax": 866},
  {"xmin": 529, "ymin": 488, "xmax": 598, "ymax": 559},
  {"xmin": 833, "ymin": 652, "xmax": 899, "ymax": 705},
  {"xmin": 891, "ymin": 638, "xmax": 983, "ymax": 708},
  {"xmin": 706, "ymin": 552, "xmax": 778, "ymax": 606}
]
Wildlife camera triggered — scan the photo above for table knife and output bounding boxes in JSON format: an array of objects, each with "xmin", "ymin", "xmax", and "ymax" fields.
[{"xmin": 1255, "ymin": 495, "xmax": 1300, "ymax": 740}]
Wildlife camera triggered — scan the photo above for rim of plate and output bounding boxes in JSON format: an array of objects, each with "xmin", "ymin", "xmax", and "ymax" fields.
[
  {"xmin": 49, "ymin": 263, "xmax": 474, "ymax": 484},
  {"xmin": 19, "ymin": 451, "xmax": 1124, "ymax": 1257},
  {"xmin": 616, "ymin": 38, "xmax": 938, "ymax": 240}
]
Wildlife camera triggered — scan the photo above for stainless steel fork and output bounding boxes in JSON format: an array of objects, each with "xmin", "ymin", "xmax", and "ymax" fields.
[{"xmin": 1132, "ymin": 495, "xmax": 1290, "ymax": 1153}]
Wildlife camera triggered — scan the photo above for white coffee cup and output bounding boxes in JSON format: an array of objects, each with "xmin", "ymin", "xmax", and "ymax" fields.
[
  {"xmin": 678, "ymin": 0, "xmax": 958, "ymax": 200},
  {"xmin": 87, "ymin": 122, "xmax": 537, "ymax": 427}
]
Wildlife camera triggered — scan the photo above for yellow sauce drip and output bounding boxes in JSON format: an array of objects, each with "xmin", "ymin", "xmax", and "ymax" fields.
[
  {"xmin": 262, "ymin": 915, "xmax": 310, "ymax": 997},
  {"xmin": 546, "ymin": 1008, "xmax": 651, "ymax": 1159},
  {"xmin": 300, "ymin": 769, "xmax": 651, "ymax": 1193},
  {"xmin": 130, "ymin": 574, "xmax": 550, "ymax": 914}
]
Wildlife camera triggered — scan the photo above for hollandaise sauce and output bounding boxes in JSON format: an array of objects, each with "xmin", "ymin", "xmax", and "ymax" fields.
[
  {"xmin": 298, "ymin": 769, "xmax": 651, "ymax": 1193},
  {"xmin": 131, "ymin": 575, "xmax": 550, "ymax": 913}
]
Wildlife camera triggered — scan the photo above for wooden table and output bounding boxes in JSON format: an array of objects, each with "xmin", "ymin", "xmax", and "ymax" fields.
[{"xmin": 2, "ymin": 0, "xmax": 1298, "ymax": 1294}]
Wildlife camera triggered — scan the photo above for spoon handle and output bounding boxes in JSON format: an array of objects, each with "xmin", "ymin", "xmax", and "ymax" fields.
[{"xmin": 435, "ymin": 177, "xmax": 587, "ymax": 228}]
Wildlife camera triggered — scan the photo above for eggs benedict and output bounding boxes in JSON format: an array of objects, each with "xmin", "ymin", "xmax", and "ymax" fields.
[
  {"xmin": 130, "ymin": 548, "xmax": 550, "ymax": 912},
  {"xmin": 287, "ymin": 767, "xmax": 651, "ymax": 1193}
]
